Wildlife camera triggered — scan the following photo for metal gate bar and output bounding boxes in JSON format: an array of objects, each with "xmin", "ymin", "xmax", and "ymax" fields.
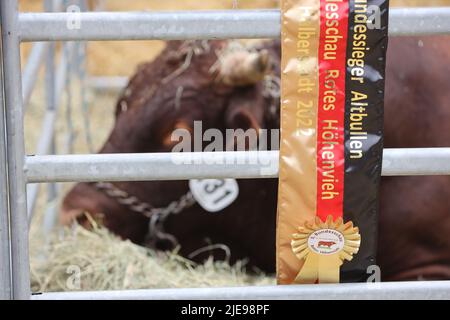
[
  {"xmin": 18, "ymin": 7, "xmax": 450, "ymax": 42},
  {"xmin": 0, "ymin": 35, "xmax": 12, "ymax": 300},
  {"xmin": 27, "ymin": 42, "xmax": 75, "ymax": 220},
  {"xmin": 0, "ymin": 0, "xmax": 31, "ymax": 300},
  {"xmin": 25, "ymin": 148, "xmax": 450, "ymax": 183},
  {"xmin": 87, "ymin": 76, "xmax": 128, "ymax": 91},
  {"xmin": 31, "ymin": 281, "xmax": 450, "ymax": 300},
  {"xmin": 21, "ymin": 0, "xmax": 64, "ymax": 108},
  {"xmin": 2, "ymin": 0, "xmax": 450, "ymax": 300},
  {"xmin": 22, "ymin": 42, "xmax": 49, "ymax": 108}
]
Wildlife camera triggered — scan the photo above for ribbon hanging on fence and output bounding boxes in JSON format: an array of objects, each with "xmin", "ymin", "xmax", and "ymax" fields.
[{"xmin": 277, "ymin": 0, "xmax": 389, "ymax": 284}]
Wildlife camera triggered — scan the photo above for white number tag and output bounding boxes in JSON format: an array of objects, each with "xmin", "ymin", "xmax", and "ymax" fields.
[{"xmin": 189, "ymin": 179, "xmax": 239, "ymax": 213}]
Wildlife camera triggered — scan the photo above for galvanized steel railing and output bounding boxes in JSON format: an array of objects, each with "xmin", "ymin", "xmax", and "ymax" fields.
[{"xmin": 1, "ymin": 1, "xmax": 450, "ymax": 300}]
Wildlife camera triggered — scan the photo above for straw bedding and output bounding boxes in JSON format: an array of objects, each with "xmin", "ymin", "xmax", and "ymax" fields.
[{"xmin": 30, "ymin": 218, "xmax": 275, "ymax": 292}]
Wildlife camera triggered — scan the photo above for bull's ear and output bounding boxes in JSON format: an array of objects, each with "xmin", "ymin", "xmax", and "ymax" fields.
[
  {"xmin": 225, "ymin": 91, "xmax": 264, "ymax": 151},
  {"xmin": 225, "ymin": 86, "xmax": 265, "ymax": 129},
  {"xmin": 226, "ymin": 107, "xmax": 261, "ymax": 132}
]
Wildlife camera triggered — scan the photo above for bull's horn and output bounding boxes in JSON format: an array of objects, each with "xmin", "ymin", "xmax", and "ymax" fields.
[{"xmin": 217, "ymin": 49, "xmax": 270, "ymax": 87}]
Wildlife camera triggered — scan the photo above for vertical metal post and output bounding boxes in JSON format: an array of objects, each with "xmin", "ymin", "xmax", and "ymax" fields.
[
  {"xmin": 0, "ymin": 0, "xmax": 31, "ymax": 300},
  {"xmin": 22, "ymin": 42, "xmax": 49, "ymax": 108},
  {"xmin": 28, "ymin": 41, "xmax": 74, "ymax": 223},
  {"xmin": 45, "ymin": 0, "xmax": 57, "ymax": 202},
  {"xmin": 77, "ymin": 0, "xmax": 94, "ymax": 153},
  {"xmin": 0, "ymin": 31, "xmax": 12, "ymax": 301}
]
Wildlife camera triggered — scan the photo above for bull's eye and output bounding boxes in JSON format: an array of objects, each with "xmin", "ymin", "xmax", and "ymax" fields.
[{"xmin": 162, "ymin": 120, "xmax": 193, "ymax": 149}]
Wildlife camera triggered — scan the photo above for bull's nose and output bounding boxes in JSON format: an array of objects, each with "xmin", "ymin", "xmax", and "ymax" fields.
[{"xmin": 59, "ymin": 206, "xmax": 86, "ymax": 226}]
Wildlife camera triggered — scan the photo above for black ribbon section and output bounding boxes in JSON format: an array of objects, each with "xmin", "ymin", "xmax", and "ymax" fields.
[{"xmin": 341, "ymin": 0, "xmax": 389, "ymax": 282}]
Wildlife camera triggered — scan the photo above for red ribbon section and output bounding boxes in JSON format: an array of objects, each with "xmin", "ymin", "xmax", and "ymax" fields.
[{"xmin": 316, "ymin": 0, "xmax": 349, "ymax": 221}]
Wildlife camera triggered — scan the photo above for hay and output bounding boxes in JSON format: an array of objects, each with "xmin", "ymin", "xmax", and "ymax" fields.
[{"xmin": 30, "ymin": 219, "xmax": 275, "ymax": 293}]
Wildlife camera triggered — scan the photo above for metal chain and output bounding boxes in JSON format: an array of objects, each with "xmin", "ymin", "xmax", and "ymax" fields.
[
  {"xmin": 95, "ymin": 182, "xmax": 196, "ymax": 219},
  {"xmin": 95, "ymin": 182, "xmax": 196, "ymax": 249}
]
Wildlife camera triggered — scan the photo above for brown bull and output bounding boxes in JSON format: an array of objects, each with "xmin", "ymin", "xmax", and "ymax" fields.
[{"xmin": 61, "ymin": 37, "xmax": 450, "ymax": 281}]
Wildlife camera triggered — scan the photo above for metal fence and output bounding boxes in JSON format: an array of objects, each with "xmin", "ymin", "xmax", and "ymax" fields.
[{"xmin": 1, "ymin": 0, "xmax": 450, "ymax": 300}]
